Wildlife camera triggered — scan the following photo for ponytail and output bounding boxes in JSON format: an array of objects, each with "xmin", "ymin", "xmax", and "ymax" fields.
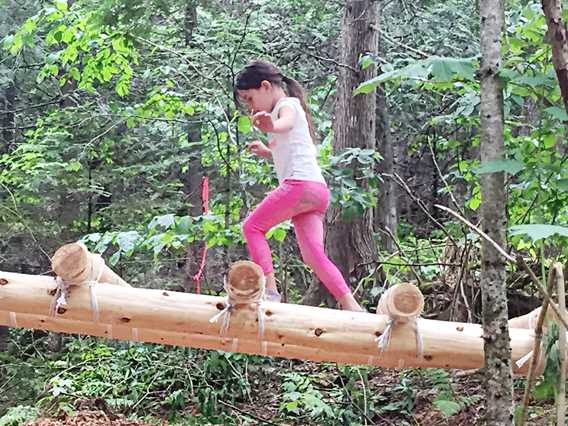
[{"xmin": 282, "ymin": 75, "xmax": 317, "ymax": 143}]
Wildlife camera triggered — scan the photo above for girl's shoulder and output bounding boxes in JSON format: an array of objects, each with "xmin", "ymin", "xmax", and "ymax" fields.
[{"xmin": 275, "ymin": 96, "xmax": 301, "ymax": 108}]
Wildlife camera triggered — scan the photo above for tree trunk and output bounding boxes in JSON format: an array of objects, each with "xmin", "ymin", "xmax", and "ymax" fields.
[
  {"xmin": 374, "ymin": 9, "xmax": 397, "ymax": 254},
  {"xmin": 1, "ymin": 80, "xmax": 16, "ymax": 154},
  {"xmin": 184, "ymin": 0, "xmax": 197, "ymax": 47},
  {"xmin": 479, "ymin": 1, "xmax": 514, "ymax": 424},
  {"xmin": 542, "ymin": 0, "xmax": 568, "ymax": 157},
  {"xmin": 326, "ymin": 0, "xmax": 379, "ymax": 290},
  {"xmin": 0, "ymin": 81, "xmax": 16, "ymax": 347},
  {"xmin": 181, "ymin": 123, "xmax": 205, "ymax": 293},
  {"xmin": 375, "ymin": 89, "xmax": 397, "ymax": 254},
  {"xmin": 0, "ymin": 324, "xmax": 8, "ymax": 352},
  {"xmin": 542, "ymin": 0, "xmax": 568, "ymax": 113}
]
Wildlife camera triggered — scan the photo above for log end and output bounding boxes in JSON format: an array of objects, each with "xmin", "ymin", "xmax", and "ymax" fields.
[
  {"xmin": 227, "ymin": 261, "xmax": 264, "ymax": 296},
  {"xmin": 377, "ymin": 283, "xmax": 424, "ymax": 319},
  {"xmin": 51, "ymin": 243, "xmax": 89, "ymax": 281}
]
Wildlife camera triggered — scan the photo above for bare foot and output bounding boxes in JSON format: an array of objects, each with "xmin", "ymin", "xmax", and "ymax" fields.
[
  {"xmin": 264, "ymin": 287, "xmax": 282, "ymax": 303},
  {"xmin": 264, "ymin": 272, "xmax": 281, "ymax": 302},
  {"xmin": 338, "ymin": 293, "xmax": 366, "ymax": 312}
]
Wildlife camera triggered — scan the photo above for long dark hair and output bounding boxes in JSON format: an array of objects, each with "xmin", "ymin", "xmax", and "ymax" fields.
[{"xmin": 234, "ymin": 60, "xmax": 317, "ymax": 143}]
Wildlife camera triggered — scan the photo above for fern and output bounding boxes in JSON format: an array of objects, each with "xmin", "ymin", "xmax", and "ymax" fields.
[
  {"xmin": 425, "ymin": 369, "xmax": 482, "ymax": 419},
  {"xmin": 0, "ymin": 405, "xmax": 40, "ymax": 426}
]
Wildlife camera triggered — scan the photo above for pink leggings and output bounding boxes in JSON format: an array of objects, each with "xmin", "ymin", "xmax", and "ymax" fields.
[{"xmin": 242, "ymin": 179, "xmax": 350, "ymax": 300}]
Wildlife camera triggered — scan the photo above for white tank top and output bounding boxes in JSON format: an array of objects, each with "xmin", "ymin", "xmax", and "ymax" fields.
[{"xmin": 268, "ymin": 97, "xmax": 326, "ymax": 185}]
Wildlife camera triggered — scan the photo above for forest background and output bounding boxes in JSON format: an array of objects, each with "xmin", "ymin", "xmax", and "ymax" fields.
[{"xmin": 0, "ymin": 0, "xmax": 567, "ymax": 424}]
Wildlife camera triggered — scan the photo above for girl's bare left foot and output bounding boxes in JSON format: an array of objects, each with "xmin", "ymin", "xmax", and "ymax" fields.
[{"xmin": 338, "ymin": 293, "xmax": 366, "ymax": 312}]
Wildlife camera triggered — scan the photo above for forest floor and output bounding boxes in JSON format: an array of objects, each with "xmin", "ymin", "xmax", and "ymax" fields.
[{"xmin": 23, "ymin": 367, "xmax": 556, "ymax": 426}]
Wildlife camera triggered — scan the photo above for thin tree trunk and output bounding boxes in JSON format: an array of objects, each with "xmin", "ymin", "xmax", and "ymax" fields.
[
  {"xmin": 326, "ymin": 0, "xmax": 379, "ymax": 289},
  {"xmin": 0, "ymin": 324, "xmax": 8, "ymax": 352},
  {"xmin": 184, "ymin": 0, "xmax": 197, "ymax": 47},
  {"xmin": 542, "ymin": 0, "xmax": 568, "ymax": 113},
  {"xmin": 181, "ymin": 123, "xmax": 205, "ymax": 293},
  {"xmin": 376, "ymin": 87, "xmax": 397, "ymax": 254},
  {"xmin": 1, "ymin": 81, "xmax": 16, "ymax": 154},
  {"xmin": 374, "ymin": 5, "xmax": 396, "ymax": 254},
  {"xmin": 479, "ymin": 1, "xmax": 514, "ymax": 424},
  {"xmin": 0, "ymin": 80, "xmax": 16, "ymax": 352},
  {"xmin": 542, "ymin": 0, "xmax": 568, "ymax": 157}
]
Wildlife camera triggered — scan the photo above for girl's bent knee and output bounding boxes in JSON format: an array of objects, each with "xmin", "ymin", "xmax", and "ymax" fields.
[{"xmin": 242, "ymin": 217, "xmax": 262, "ymax": 239}]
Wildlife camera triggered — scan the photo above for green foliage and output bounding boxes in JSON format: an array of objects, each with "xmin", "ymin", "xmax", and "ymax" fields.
[
  {"xmin": 474, "ymin": 159, "xmax": 525, "ymax": 175},
  {"xmin": 354, "ymin": 56, "xmax": 477, "ymax": 95},
  {"xmin": 322, "ymin": 146, "xmax": 383, "ymax": 219},
  {"xmin": 20, "ymin": 338, "xmax": 266, "ymax": 422},
  {"xmin": 425, "ymin": 369, "xmax": 482, "ymax": 419},
  {"xmin": 0, "ymin": 406, "xmax": 39, "ymax": 426},
  {"xmin": 509, "ymin": 224, "xmax": 568, "ymax": 241},
  {"xmin": 534, "ymin": 322, "xmax": 563, "ymax": 401},
  {"xmin": 279, "ymin": 372, "xmax": 335, "ymax": 420},
  {"xmin": 3, "ymin": 2, "xmax": 138, "ymax": 96}
]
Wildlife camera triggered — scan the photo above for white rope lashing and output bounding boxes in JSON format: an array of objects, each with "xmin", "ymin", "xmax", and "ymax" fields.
[
  {"xmin": 51, "ymin": 241, "xmax": 104, "ymax": 322},
  {"xmin": 376, "ymin": 316, "xmax": 423, "ymax": 359},
  {"xmin": 209, "ymin": 274, "xmax": 267, "ymax": 343}
]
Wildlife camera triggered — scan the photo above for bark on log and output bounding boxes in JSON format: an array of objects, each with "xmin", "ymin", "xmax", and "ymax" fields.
[{"xmin": 0, "ymin": 270, "xmax": 541, "ymax": 372}]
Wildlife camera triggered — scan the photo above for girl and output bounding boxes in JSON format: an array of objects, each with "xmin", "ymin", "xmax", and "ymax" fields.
[{"xmin": 235, "ymin": 60, "xmax": 364, "ymax": 312}]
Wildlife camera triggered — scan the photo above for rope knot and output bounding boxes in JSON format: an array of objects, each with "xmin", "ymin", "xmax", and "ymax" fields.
[
  {"xmin": 209, "ymin": 262, "xmax": 266, "ymax": 342},
  {"xmin": 375, "ymin": 283, "xmax": 425, "ymax": 359}
]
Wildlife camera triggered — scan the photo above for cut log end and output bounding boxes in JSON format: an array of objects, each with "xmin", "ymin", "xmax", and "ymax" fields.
[
  {"xmin": 227, "ymin": 261, "xmax": 264, "ymax": 295},
  {"xmin": 377, "ymin": 283, "xmax": 424, "ymax": 320},
  {"xmin": 51, "ymin": 243, "xmax": 89, "ymax": 281},
  {"xmin": 51, "ymin": 242, "xmax": 130, "ymax": 287}
]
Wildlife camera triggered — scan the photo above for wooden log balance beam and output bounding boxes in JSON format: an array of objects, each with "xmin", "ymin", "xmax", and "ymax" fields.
[{"xmin": 0, "ymin": 243, "xmax": 545, "ymax": 373}]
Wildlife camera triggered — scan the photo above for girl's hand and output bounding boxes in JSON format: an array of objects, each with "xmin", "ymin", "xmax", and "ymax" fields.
[
  {"xmin": 247, "ymin": 140, "xmax": 271, "ymax": 158},
  {"xmin": 252, "ymin": 111, "xmax": 274, "ymax": 132}
]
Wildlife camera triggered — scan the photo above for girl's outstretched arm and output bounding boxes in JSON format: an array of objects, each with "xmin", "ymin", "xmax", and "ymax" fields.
[{"xmin": 253, "ymin": 106, "xmax": 295, "ymax": 133}]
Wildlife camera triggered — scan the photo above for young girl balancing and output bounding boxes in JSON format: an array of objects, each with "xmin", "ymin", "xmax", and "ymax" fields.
[{"xmin": 235, "ymin": 60, "xmax": 364, "ymax": 312}]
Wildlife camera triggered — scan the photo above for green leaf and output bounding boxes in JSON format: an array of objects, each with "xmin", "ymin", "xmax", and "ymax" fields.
[
  {"xmin": 474, "ymin": 159, "xmax": 524, "ymax": 175},
  {"xmin": 272, "ymin": 227, "xmax": 287, "ymax": 242},
  {"xmin": 109, "ymin": 251, "xmax": 121, "ymax": 266},
  {"xmin": 433, "ymin": 399, "xmax": 462, "ymax": 418},
  {"xmin": 10, "ymin": 33, "xmax": 23, "ymax": 55},
  {"xmin": 55, "ymin": 0, "xmax": 68, "ymax": 12},
  {"xmin": 238, "ymin": 116, "xmax": 252, "ymax": 134},
  {"xmin": 544, "ymin": 106, "xmax": 568, "ymax": 121},
  {"xmin": 149, "ymin": 214, "xmax": 176, "ymax": 229},
  {"xmin": 116, "ymin": 231, "xmax": 139, "ymax": 253},
  {"xmin": 353, "ymin": 56, "xmax": 476, "ymax": 95},
  {"xmin": 176, "ymin": 216, "xmax": 193, "ymax": 233},
  {"xmin": 359, "ymin": 54, "xmax": 376, "ymax": 70},
  {"xmin": 557, "ymin": 179, "xmax": 568, "ymax": 191},
  {"xmin": 64, "ymin": 160, "xmax": 81, "ymax": 171},
  {"xmin": 533, "ymin": 380, "xmax": 555, "ymax": 400},
  {"xmin": 2, "ymin": 34, "xmax": 14, "ymax": 50},
  {"xmin": 430, "ymin": 57, "xmax": 475, "ymax": 82},
  {"xmin": 69, "ymin": 67, "xmax": 80, "ymax": 81},
  {"xmin": 509, "ymin": 224, "xmax": 568, "ymax": 241},
  {"xmin": 22, "ymin": 18, "xmax": 37, "ymax": 34}
]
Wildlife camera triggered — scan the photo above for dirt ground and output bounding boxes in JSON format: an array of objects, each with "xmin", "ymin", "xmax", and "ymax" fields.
[{"xmin": 25, "ymin": 410, "xmax": 164, "ymax": 426}]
